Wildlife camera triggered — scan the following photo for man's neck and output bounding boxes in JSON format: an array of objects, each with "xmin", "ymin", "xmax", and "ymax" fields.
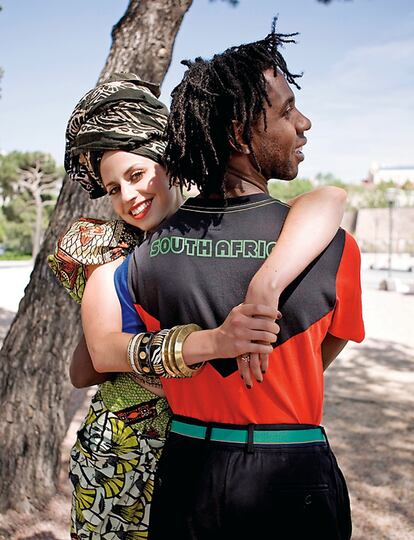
[{"xmin": 223, "ymin": 154, "xmax": 269, "ymax": 198}]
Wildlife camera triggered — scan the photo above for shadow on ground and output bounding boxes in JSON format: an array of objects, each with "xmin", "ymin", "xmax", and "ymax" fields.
[{"xmin": 324, "ymin": 338, "xmax": 414, "ymax": 539}]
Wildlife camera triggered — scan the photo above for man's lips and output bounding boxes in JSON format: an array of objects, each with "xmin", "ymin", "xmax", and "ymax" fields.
[
  {"xmin": 130, "ymin": 199, "xmax": 153, "ymax": 220},
  {"xmin": 295, "ymin": 138, "xmax": 307, "ymax": 161}
]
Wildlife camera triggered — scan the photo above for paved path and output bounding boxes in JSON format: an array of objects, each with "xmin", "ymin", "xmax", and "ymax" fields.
[
  {"xmin": 0, "ymin": 260, "xmax": 33, "ymax": 313},
  {"xmin": 324, "ymin": 288, "xmax": 414, "ymax": 539}
]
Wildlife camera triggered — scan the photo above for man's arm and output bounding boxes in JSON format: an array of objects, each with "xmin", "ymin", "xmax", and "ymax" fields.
[{"xmin": 321, "ymin": 333, "xmax": 348, "ymax": 371}]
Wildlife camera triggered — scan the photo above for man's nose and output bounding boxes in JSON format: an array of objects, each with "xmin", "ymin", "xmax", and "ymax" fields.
[{"xmin": 299, "ymin": 111, "xmax": 312, "ymax": 133}]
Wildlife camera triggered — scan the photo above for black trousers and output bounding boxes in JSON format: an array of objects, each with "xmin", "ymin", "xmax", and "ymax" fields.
[{"xmin": 149, "ymin": 423, "xmax": 352, "ymax": 540}]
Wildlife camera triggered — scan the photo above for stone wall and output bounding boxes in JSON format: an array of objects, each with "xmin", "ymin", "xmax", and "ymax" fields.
[{"xmin": 342, "ymin": 207, "xmax": 414, "ymax": 253}]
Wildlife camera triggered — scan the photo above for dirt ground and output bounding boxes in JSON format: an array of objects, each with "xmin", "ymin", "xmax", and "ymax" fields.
[{"xmin": 0, "ymin": 288, "xmax": 413, "ymax": 539}]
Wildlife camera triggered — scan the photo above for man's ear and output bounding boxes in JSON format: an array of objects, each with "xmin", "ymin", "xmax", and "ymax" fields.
[{"xmin": 230, "ymin": 120, "xmax": 251, "ymax": 154}]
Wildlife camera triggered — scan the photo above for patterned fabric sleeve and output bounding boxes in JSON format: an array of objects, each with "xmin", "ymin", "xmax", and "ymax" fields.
[{"xmin": 47, "ymin": 217, "xmax": 143, "ymax": 303}]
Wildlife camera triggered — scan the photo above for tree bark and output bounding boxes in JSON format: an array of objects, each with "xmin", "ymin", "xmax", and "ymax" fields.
[{"xmin": 0, "ymin": 0, "xmax": 193, "ymax": 513}]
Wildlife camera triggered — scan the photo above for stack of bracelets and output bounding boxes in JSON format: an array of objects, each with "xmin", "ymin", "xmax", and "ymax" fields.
[{"xmin": 127, "ymin": 324, "xmax": 205, "ymax": 384}]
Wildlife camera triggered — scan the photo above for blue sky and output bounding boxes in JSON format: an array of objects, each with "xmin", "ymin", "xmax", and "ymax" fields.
[{"xmin": 0, "ymin": 0, "xmax": 413, "ymax": 183}]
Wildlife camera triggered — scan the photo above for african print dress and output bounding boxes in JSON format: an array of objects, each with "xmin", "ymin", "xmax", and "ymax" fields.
[{"xmin": 48, "ymin": 218, "xmax": 172, "ymax": 539}]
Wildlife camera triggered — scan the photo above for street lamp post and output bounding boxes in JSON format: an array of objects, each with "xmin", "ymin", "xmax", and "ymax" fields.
[{"xmin": 385, "ymin": 188, "xmax": 398, "ymax": 279}]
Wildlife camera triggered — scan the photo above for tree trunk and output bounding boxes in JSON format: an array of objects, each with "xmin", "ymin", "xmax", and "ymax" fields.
[{"xmin": 0, "ymin": 0, "xmax": 192, "ymax": 513}]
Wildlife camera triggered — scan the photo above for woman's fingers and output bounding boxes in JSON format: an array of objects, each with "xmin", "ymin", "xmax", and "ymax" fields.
[
  {"xmin": 241, "ymin": 329, "xmax": 279, "ymax": 344},
  {"xmin": 235, "ymin": 314, "xmax": 280, "ymax": 337},
  {"xmin": 227, "ymin": 303, "xmax": 282, "ymax": 388},
  {"xmin": 237, "ymin": 303, "xmax": 280, "ymax": 320},
  {"xmin": 259, "ymin": 353, "xmax": 269, "ymax": 374},
  {"xmin": 237, "ymin": 355, "xmax": 253, "ymax": 388},
  {"xmin": 237, "ymin": 347, "xmax": 272, "ymax": 388}
]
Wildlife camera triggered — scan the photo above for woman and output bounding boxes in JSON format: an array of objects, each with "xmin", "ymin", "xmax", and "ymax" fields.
[{"xmin": 50, "ymin": 73, "xmax": 346, "ymax": 539}]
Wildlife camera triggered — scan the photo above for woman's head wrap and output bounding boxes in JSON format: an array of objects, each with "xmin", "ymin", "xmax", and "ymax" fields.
[{"xmin": 65, "ymin": 73, "xmax": 169, "ymax": 199}]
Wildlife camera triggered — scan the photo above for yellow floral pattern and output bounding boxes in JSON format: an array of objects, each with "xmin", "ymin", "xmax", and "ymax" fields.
[{"xmin": 70, "ymin": 393, "xmax": 165, "ymax": 538}]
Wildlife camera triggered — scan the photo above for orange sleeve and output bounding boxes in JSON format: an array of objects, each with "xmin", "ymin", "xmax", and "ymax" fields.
[{"xmin": 329, "ymin": 231, "xmax": 365, "ymax": 343}]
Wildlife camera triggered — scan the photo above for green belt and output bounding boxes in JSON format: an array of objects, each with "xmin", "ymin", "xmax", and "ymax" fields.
[{"xmin": 170, "ymin": 420, "xmax": 326, "ymax": 446}]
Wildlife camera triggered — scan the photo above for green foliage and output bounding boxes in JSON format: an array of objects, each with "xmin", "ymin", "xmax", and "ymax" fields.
[
  {"xmin": 0, "ymin": 252, "xmax": 32, "ymax": 261},
  {"xmin": 1, "ymin": 193, "xmax": 35, "ymax": 254},
  {"xmin": 1, "ymin": 220, "xmax": 33, "ymax": 255},
  {"xmin": 268, "ymin": 173, "xmax": 412, "ymax": 211},
  {"xmin": 315, "ymin": 171, "xmax": 346, "ymax": 188},
  {"xmin": 0, "ymin": 207, "xmax": 6, "ymax": 243},
  {"xmin": 268, "ymin": 178, "xmax": 314, "ymax": 203},
  {"xmin": 345, "ymin": 180, "xmax": 399, "ymax": 209},
  {"xmin": 0, "ymin": 151, "xmax": 58, "ymax": 197},
  {"xmin": 0, "ymin": 152, "xmax": 21, "ymax": 197},
  {"xmin": 0, "ymin": 151, "xmax": 59, "ymax": 256}
]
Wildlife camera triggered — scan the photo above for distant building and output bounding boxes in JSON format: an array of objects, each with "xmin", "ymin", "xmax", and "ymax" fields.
[{"xmin": 367, "ymin": 162, "xmax": 414, "ymax": 186}]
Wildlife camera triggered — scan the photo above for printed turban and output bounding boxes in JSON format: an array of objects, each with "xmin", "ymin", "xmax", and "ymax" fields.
[{"xmin": 64, "ymin": 73, "xmax": 169, "ymax": 199}]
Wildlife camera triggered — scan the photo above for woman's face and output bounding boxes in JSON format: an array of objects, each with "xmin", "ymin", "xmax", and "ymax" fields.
[{"xmin": 100, "ymin": 150, "xmax": 181, "ymax": 231}]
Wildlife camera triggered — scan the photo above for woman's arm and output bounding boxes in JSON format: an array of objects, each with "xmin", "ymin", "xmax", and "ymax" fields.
[
  {"xmin": 81, "ymin": 261, "xmax": 279, "ymax": 375},
  {"xmin": 69, "ymin": 258, "xmax": 125, "ymax": 389},
  {"xmin": 247, "ymin": 186, "xmax": 347, "ymax": 303},
  {"xmin": 240, "ymin": 186, "xmax": 347, "ymax": 387},
  {"xmin": 69, "ymin": 334, "xmax": 111, "ymax": 388}
]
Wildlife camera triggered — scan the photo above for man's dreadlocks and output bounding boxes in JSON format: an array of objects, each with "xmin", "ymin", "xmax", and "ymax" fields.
[{"xmin": 165, "ymin": 19, "xmax": 302, "ymax": 196}]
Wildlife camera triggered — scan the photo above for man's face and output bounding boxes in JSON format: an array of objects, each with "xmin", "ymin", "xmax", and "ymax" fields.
[{"xmin": 250, "ymin": 69, "xmax": 311, "ymax": 181}]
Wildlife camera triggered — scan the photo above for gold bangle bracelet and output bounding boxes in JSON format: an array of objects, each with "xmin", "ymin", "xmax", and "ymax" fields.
[
  {"xmin": 174, "ymin": 324, "xmax": 204, "ymax": 378},
  {"xmin": 161, "ymin": 326, "xmax": 180, "ymax": 377},
  {"xmin": 167, "ymin": 325, "xmax": 185, "ymax": 377}
]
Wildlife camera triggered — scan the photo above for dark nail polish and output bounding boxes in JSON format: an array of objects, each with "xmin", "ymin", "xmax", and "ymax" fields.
[
  {"xmin": 256, "ymin": 379, "xmax": 262, "ymax": 383},
  {"xmin": 246, "ymin": 384, "xmax": 252, "ymax": 390},
  {"xmin": 261, "ymin": 370, "xmax": 266, "ymax": 374}
]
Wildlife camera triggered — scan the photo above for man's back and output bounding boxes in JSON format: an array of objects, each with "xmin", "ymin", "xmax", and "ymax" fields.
[{"xmin": 128, "ymin": 193, "xmax": 364, "ymax": 425}]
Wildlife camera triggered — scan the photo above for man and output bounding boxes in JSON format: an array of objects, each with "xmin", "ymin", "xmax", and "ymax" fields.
[{"xmin": 123, "ymin": 26, "xmax": 364, "ymax": 539}]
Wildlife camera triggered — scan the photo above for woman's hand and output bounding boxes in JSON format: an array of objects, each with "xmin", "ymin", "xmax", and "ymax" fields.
[
  {"xmin": 180, "ymin": 303, "xmax": 280, "ymax": 389},
  {"xmin": 212, "ymin": 303, "xmax": 280, "ymax": 388}
]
